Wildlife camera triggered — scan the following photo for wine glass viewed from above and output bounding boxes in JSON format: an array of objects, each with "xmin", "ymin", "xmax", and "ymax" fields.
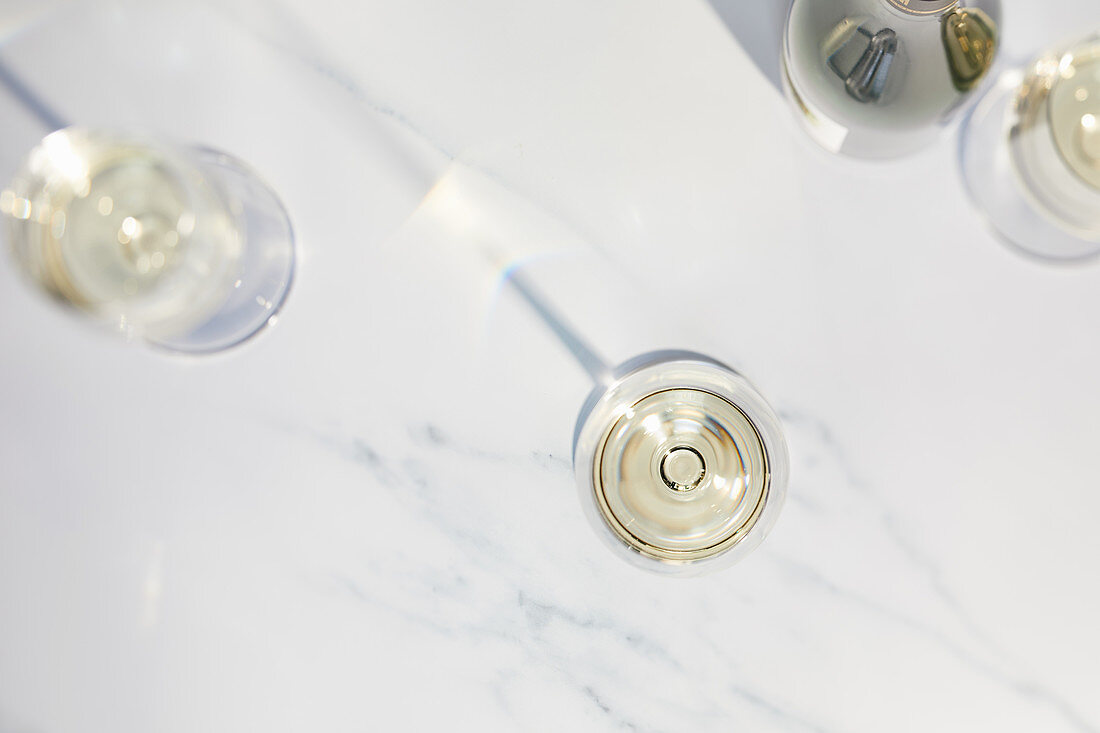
[
  {"xmin": 2, "ymin": 127, "xmax": 295, "ymax": 352},
  {"xmin": 573, "ymin": 352, "xmax": 787, "ymax": 575},
  {"xmin": 783, "ymin": 0, "xmax": 1001, "ymax": 158},
  {"xmin": 420, "ymin": 166, "xmax": 791, "ymax": 576},
  {"xmin": 960, "ymin": 32, "xmax": 1100, "ymax": 261}
]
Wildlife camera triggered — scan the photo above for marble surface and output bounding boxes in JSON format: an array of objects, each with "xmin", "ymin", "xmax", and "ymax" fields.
[{"xmin": 2, "ymin": 0, "xmax": 1100, "ymax": 730}]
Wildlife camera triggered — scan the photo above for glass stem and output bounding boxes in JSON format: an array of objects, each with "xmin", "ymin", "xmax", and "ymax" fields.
[{"xmin": 503, "ymin": 265, "xmax": 612, "ymax": 387}]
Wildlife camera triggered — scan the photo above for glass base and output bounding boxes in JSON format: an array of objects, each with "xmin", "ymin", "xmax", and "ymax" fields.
[{"xmin": 959, "ymin": 70, "xmax": 1100, "ymax": 263}]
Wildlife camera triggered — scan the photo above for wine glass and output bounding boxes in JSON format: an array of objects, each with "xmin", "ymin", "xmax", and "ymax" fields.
[
  {"xmin": 415, "ymin": 158, "xmax": 792, "ymax": 574},
  {"xmin": 782, "ymin": 0, "xmax": 1001, "ymax": 158},
  {"xmin": 3, "ymin": 127, "xmax": 295, "ymax": 351},
  {"xmin": 480, "ymin": 217, "xmax": 790, "ymax": 575},
  {"xmin": 0, "ymin": 1, "xmax": 297, "ymax": 352},
  {"xmin": 571, "ymin": 348, "xmax": 788, "ymax": 576},
  {"xmin": 960, "ymin": 32, "xmax": 1100, "ymax": 261}
]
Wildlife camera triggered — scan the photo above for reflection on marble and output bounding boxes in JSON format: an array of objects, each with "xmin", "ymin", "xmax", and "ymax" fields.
[{"xmin": 1, "ymin": 0, "xmax": 1100, "ymax": 732}]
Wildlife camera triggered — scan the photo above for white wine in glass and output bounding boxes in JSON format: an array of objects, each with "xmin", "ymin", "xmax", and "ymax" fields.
[
  {"xmin": 573, "ymin": 351, "xmax": 787, "ymax": 575},
  {"xmin": 961, "ymin": 33, "xmax": 1100, "ymax": 260},
  {"xmin": 3, "ymin": 127, "xmax": 295, "ymax": 351},
  {"xmin": 501, "ymin": 264, "xmax": 788, "ymax": 576}
]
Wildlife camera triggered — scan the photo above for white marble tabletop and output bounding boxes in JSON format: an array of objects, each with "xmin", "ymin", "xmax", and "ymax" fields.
[{"xmin": 2, "ymin": 1, "xmax": 1100, "ymax": 731}]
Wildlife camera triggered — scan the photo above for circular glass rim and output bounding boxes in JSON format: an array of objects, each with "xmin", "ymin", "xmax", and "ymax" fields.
[
  {"xmin": 592, "ymin": 385, "xmax": 771, "ymax": 563},
  {"xmin": 572, "ymin": 351, "xmax": 790, "ymax": 576}
]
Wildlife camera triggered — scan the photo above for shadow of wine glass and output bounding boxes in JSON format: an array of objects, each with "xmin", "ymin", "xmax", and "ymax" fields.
[{"xmin": 704, "ymin": 0, "xmax": 789, "ymax": 91}]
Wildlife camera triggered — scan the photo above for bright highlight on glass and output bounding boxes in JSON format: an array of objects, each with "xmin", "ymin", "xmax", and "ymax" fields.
[{"xmin": 2, "ymin": 127, "xmax": 295, "ymax": 351}]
